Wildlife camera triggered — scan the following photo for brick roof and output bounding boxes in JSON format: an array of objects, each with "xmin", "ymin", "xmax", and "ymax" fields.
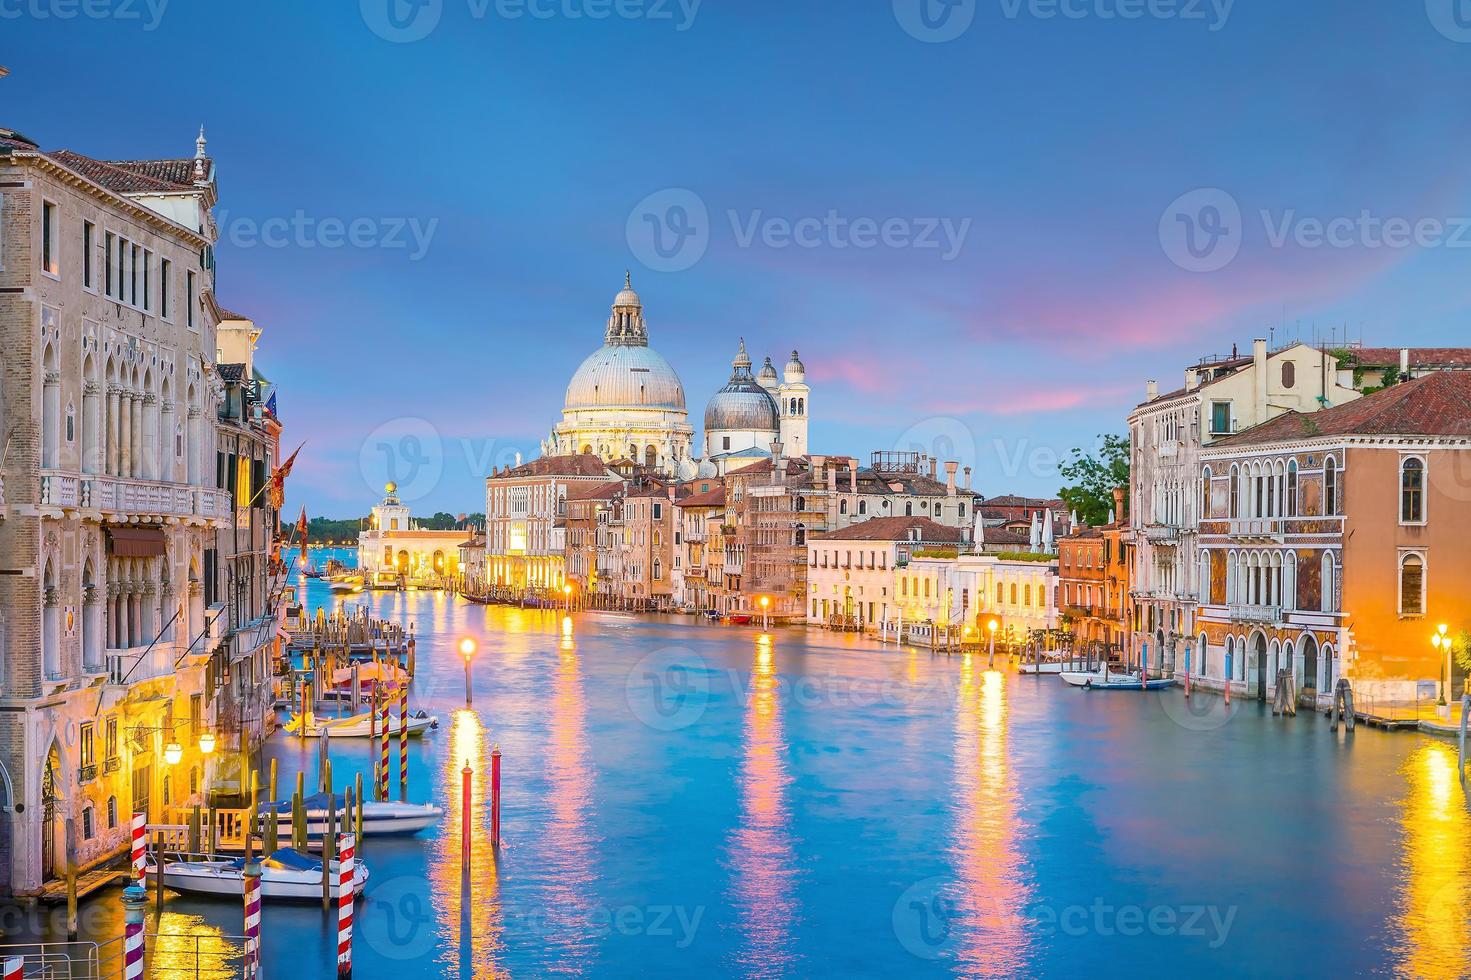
[
  {"xmin": 676, "ymin": 486, "xmax": 726, "ymax": 507},
  {"xmin": 496, "ymin": 453, "xmax": 617, "ymax": 480},
  {"xmin": 218, "ymin": 308, "xmax": 252, "ymax": 322},
  {"xmin": 981, "ymin": 494, "xmax": 1064, "ymax": 509},
  {"xmin": 566, "ymin": 479, "xmax": 624, "ymax": 502},
  {"xmin": 48, "ymin": 150, "xmax": 207, "ymax": 193},
  {"xmin": 981, "ymin": 527, "xmax": 1032, "ymax": 546},
  {"xmin": 1348, "ymin": 347, "xmax": 1471, "ymax": 369},
  {"xmin": 1212, "ymin": 371, "xmax": 1471, "ymax": 447},
  {"xmin": 814, "ymin": 516, "xmax": 968, "ymax": 543},
  {"xmin": 217, "ymin": 363, "xmax": 246, "ymax": 383}
]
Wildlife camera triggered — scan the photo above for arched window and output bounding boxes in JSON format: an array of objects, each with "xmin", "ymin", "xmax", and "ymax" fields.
[
  {"xmin": 1281, "ymin": 359, "xmax": 1296, "ymax": 389},
  {"xmin": 1321, "ymin": 552, "xmax": 1337, "ymax": 613},
  {"xmin": 839, "ymin": 499, "xmax": 848, "ymax": 515},
  {"xmin": 1229, "ymin": 465, "xmax": 1240, "ymax": 518},
  {"xmin": 1399, "ymin": 553, "xmax": 1424, "ymax": 616},
  {"xmin": 1283, "ymin": 551, "xmax": 1296, "ymax": 612},
  {"xmin": 858, "ymin": 500, "xmax": 867, "ymax": 515},
  {"xmin": 1286, "ymin": 460, "xmax": 1298, "ymax": 517},
  {"xmin": 1401, "ymin": 457, "xmax": 1425, "ymax": 523},
  {"xmin": 1023, "ymin": 584, "xmax": 1032, "ymax": 606},
  {"xmin": 1200, "ymin": 551, "xmax": 1211, "ymax": 603},
  {"xmin": 1324, "ymin": 456, "xmax": 1338, "ymax": 516},
  {"xmin": 1201, "ymin": 466, "xmax": 1213, "ymax": 518},
  {"xmin": 1010, "ymin": 583, "xmax": 1018, "ymax": 605}
]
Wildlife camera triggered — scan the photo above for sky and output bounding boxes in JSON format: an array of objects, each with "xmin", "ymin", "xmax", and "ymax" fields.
[{"xmin": 5, "ymin": 0, "xmax": 1471, "ymax": 517}]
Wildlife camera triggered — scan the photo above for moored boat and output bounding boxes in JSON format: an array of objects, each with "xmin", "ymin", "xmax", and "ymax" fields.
[
  {"xmin": 1017, "ymin": 660, "xmax": 1066, "ymax": 674},
  {"xmin": 257, "ymin": 793, "xmax": 444, "ymax": 837},
  {"xmin": 284, "ymin": 709, "xmax": 438, "ymax": 738},
  {"xmin": 1060, "ymin": 666, "xmax": 1176, "ymax": 690},
  {"xmin": 145, "ymin": 847, "xmax": 368, "ymax": 901}
]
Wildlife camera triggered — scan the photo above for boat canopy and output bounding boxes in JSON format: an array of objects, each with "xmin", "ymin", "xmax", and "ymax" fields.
[{"xmin": 262, "ymin": 848, "xmax": 322, "ymax": 873}]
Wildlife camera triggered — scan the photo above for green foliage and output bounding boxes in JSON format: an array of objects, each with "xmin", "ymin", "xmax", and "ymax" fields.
[
  {"xmin": 991, "ymin": 551, "xmax": 1058, "ymax": 563},
  {"xmin": 1455, "ymin": 631, "xmax": 1471, "ymax": 675},
  {"xmin": 1058, "ymin": 434, "xmax": 1130, "ymax": 526}
]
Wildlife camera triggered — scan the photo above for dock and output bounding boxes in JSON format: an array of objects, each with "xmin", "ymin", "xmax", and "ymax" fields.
[{"xmin": 37, "ymin": 867, "xmax": 127, "ymax": 904}]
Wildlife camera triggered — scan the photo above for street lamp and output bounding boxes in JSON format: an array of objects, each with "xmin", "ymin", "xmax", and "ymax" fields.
[
  {"xmin": 163, "ymin": 742, "xmax": 183, "ymax": 767},
  {"xmin": 1432, "ymin": 624, "xmax": 1452, "ymax": 706},
  {"xmin": 760, "ymin": 595, "xmax": 771, "ymax": 631},
  {"xmin": 459, "ymin": 637, "xmax": 477, "ymax": 706},
  {"xmin": 987, "ymin": 618, "xmax": 999, "ymax": 667},
  {"xmin": 563, "ymin": 583, "xmax": 573, "ymax": 613},
  {"xmin": 198, "ymin": 731, "xmax": 216, "ymax": 756}
]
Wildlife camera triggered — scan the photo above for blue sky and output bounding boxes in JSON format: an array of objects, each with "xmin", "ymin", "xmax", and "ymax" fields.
[{"xmin": 6, "ymin": 0, "xmax": 1471, "ymax": 516}]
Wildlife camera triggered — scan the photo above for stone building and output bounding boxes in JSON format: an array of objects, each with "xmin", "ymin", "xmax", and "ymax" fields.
[
  {"xmin": 357, "ymin": 483, "xmax": 467, "ymax": 587},
  {"xmin": 0, "ymin": 127, "xmax": 282, "ymax": 895},
  {"xmin": 484, "ymin": 453, "xmax": 617, "ymax": 597},
  {"xmin": 1196, "ymin": 372, "xmax": 1471, "ymax": 705}
]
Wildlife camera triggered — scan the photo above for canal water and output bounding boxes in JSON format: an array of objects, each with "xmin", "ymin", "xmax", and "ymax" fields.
[{"xmin": 12, "ymin": 549, "xmax": 1471, "ymax": 977}]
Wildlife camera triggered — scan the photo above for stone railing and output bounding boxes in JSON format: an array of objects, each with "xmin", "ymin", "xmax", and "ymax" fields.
[
  {"xmin": 40, "ymin": 470, "xmax": 81, "ymax": 509},
  {"xmin": 106, "ymin": 642, "xmax": 173, "ymax": 686},
  {"xmin": 1228, "ymin": 603, "xmax": 1282, "ymax": 624},
  {"xmin": 1227, "ymin": 518, "xmax": 1284, "ymax": 541},
  {"xmin": 41, "ymin": 470, "xmax": 233, "ymax": 522},
  {"xmin": 1144, "ymin": 523, "xmax": 1181, "ymax": 543}
]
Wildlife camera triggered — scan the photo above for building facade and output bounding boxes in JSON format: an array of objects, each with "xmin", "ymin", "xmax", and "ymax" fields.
[
  {"xmin": 484, "ymin": 453, "xmax": 617, "ymax": 597},
  {"xmin": 357, "ymin": 483, "xmax": 466, "ymax": 587}
]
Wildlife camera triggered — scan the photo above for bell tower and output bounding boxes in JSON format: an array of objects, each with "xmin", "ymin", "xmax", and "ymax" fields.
[{"xmin": 778, "ymin": 350, "xmax": 809, "ymax": 458}]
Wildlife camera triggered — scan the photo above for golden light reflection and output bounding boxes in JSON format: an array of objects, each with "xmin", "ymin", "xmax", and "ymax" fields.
[
  {"xmin": 730, "ymin": 638, "xmax": 798, "ymax": 975},
  {"xmin": 540, "ymin": 626, "xmax": 598, "ymax": 968},
  {"xmin": 430, "ymin": 707, "xmax": 503, "ymax": 976},
  {"xmin": 149, "ymin": 911, "xmax": 235, "ymax": 980},
  {"xmin": 949, "ymin": 662, "xmax": 1032, "ymax": 977},
  {"xmin": 1394, "ymin": 742, "xmax": 1471, "ymax": 979}
]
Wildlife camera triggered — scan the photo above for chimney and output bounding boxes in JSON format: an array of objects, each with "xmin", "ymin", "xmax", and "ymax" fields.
[
  {"xmin": 1112, "ymin": 487, "xmax": 1126, "ymax": 524},
  {"xmin": 1253, "ymin": 338, "xmax": 1268, "ymax": 420},
  {"xmin": 1184, "ymin": 368, "xmax": 1199, "ymax": 392},
  {"xmin": 1145, "ymin": 380, "xmax": 1159, "ymax": 401},
  {"xmin": 771, "ymin": 440, "xmax": 784, "ymax": 487},
  {"xmin": 929, "ymin": 457, "xmax": 938, "ymax": 479},
  {"xmin": 945, "ymin": 461, "xmax": 958, "ymax": 497},
  {"xmin": 848, "ymin": 459, "xmax": 858, "ymax": 494},
  {"xmin": 827, "ymin": 465, "xmax": 838, "ymax": 494},
  {"xmin": 963, "ymin": 466, "xmax": 972, "ymax": 490},
  {"xmin": 1399, "ymin": 348, "xmax": 1410, "ymax": 381}
]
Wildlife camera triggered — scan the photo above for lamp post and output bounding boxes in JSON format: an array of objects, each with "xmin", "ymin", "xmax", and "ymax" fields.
[
  {"xmin": 563, "ymin": 583, "xmax": 573, "ymax": 614},
  {"xmin": 459, "ymin": 637, "xmax": 476, "ymax": 706},
  {"xmin": 987, "ymin": 618, "xmax": 998, "ymax": 668},
  {"xmin": 760, "ymin": 595, "xmax": 771, "ymax": 631},
  {"xmin": 1433, "ymin": 624, "xmax": 1452, "ymax": 707}
]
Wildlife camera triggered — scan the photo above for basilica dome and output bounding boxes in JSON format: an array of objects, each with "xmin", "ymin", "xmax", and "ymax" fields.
[
  {"xmin": 562, "ymin": 275, "xmax": 687, "ymax": 412},
  {"xmin": 704, "ymin": 340, "xmax": 780, "ymax": 435}
]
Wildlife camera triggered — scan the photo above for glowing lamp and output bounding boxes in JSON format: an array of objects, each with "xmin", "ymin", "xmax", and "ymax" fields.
[
  {"xmin": 163, "ymin": 742, "xmax": 183, "ymax": 766},
  {"xmin": 459, "ymin": 637, "xmax": 477, "ymax": 662},
  {"xmin": 988, "ymin": 619, "xmax": 999, "ymax": 633},
  {"xmin": 198, "ymin": 731, "xmax": 216, "ymax": 755}
]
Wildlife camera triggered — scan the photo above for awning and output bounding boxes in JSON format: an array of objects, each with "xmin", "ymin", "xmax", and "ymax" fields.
[{"xmin": 107, "ymin": 526, "xmax": 167, "ymax": 558}]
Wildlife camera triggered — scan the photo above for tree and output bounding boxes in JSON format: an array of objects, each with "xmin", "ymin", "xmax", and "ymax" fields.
[{"xmin": 1058, "ymin": 434, "xmax": 1130, "ymax": 527}]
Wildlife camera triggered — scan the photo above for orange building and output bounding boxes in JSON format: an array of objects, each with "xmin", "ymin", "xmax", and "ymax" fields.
[{"xmin": 1197, "ymin": 372, "xmax": 1471, "ymax": 705}]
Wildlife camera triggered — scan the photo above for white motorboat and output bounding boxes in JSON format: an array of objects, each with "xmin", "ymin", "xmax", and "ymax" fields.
[
  {"xmin": 284, "ymin": 709, "xmax": 438, "ymax": 738},
  {"xmin": 259, "ymin": 792, "xmax": 444, "ymax": 837},
  {"xmin": 145, "ymin": 848, "xmax": 368, "ymax": 901},
  {"xmin": 1017, "ymin": 660, "xmax": 1066, "ymax": 674},
  {"xmin": 1060, "ymin": 666, "xmax": 1177, "ymax": 690}
]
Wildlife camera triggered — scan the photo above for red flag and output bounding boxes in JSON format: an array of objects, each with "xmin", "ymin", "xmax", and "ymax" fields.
[
  {"xmin": 266, "ymin": 443, "xmax": 304, "ymax": 511},
  {"xmin": 296, "ymin": 506, "xmax": 308, "ymax": 545}
]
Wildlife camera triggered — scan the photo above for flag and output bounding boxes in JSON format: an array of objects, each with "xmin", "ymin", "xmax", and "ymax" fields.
[
  {"xmin": 265, "ymin": 443, "xmax": 304, "ymax": 511},
  {"xmin": 296, "ymin": 506, "xmax": 308, "ymax": 545},
  {"xmin": 265, "ymin": 391, "xmax": 278, "ymax": 417}
]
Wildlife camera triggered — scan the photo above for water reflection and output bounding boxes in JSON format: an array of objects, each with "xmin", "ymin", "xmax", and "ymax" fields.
[
  {"xmin": 948, "ymin": 659, "xmax": 1033, "ymax": 976},
  {"xmin": 149, "ymin": 911, "xmax": 237, "ymax": 980},
  {"xmin": 430, "ymin": 708, "xmax": 502, "ymax": 976},
  {"xmin": 536, "ymin": 623, "xmax": 598, "ymax": 969},
  {"xmin": 1394, "ymin": 742, "xmax": 1471, "ymax": 978},
  {"xmin": 729, "ymin": 636, "xmax": 799, "ymax": 976}
]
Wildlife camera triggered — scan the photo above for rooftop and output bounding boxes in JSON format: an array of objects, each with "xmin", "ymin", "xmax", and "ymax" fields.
[
  {"xmin": 814, "ymin": 516, "xmax": 968, "ymax": 543},
  {"xmin": 1210, "ymin": 371, "xmax": 1471, "ymax": 447}
]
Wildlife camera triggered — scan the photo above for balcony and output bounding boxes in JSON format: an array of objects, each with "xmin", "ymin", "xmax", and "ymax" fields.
[
  {"xmin": 102, "ymin": 756, "xmax": 121, "ymax": 775},
  {"xmin": 1143, "ymin": 523, "xmax": 1181, "ymax": 544},
  {"xmin": 1227, "ymin": 518, "xmax": 1284, "ymax": 542},
  {"xmin": 1157, "ymin": 440, "xmax": 1180, "ymax": 459},
  {"xmin": 1228, "ymin": 603, "xmax": 1282, "ymax": 624},
  {"xmin": 106, "ymin": 643, "xmax": 172, "ymax": 685},
  {"xmin": 39, "ymin": 470, "xmax": 232, "ymax": 523},
  {"xmin": 77, "ymin": 764, "xmax": 97, "ymax": 785}
]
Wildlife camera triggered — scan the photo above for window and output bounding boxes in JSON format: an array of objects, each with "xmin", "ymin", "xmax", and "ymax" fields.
[
  {"xmin": 1324, "ymin": 457, "xmax": 1338, "ymax": 516},
  {"xmin": 187, "ymin": 270, "xmax": 197, "ymax": 329},
  {"xmin": 83, "ymin": 221, "xmax": 95, "ymax": 288},
  {"xmin": 82, "ymin": 807, "xmax": 95, "ymax": 840},
  {"xmin": 722, "ymin": 436, "xmax": 731, "ymax": 451},
  {"xmin": 1286, "ymin": 460, "xmax": 1298, "ymax": 517},
  {"xmin": 42, "ymin": 200, "xmax": 59, "ymax": 275},
  {"xmin": 161, "ymin": 259, "xmax": 171, "ymax": 317},
  {"xmin": 80, "ymin": 722, "xmax": 95, "ymax": 770},
  {"xmin": 1202, "ymin": 466, "xmax": 1213, "ymax": 517},
  {"xmin": 1228, "ymin": 465, "xmax": 1240, "ymax": 518},
  {"xmin": 129, "ymin": 243, "xmax": 138, "ymax": 304},
  {"xmin": 1320, "ymin": 552, "xmax": 1336, "ymax": 613},
  {"xmin": 1210, "ymin": 401, "xmax": 1232, "ymax": 435},
  {"xmin": 142, "ymin": 249, "xmax": 152, "ymax": 311},
  {"xmin": 105, "ymin": 232, "xmax": 116, "ymax": 296},
  {"xmin": 1281, "ymin": 360, "xmax": 1295, "ymax": 389},
  {"xmin": 1401, "ymin": 458, "xmax": 1425, "ymax": 523},
  {"xmin": 107, "ymin": 796, "xmax": 118, "ymax": 829},
  {"xmin": 1400, "ymin": 553, "xmax": 1424, "ymax": 616},
  {"xmin": 652, "ymin": 503, "xmax": 662, "ymax": 520},
  {"xmin": 105, "ymin": 718, "xmax": 118, "ymax": 761}
]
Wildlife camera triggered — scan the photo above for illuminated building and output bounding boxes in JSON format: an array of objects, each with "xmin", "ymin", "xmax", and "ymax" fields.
[{"xmin": 357, "ymin": 483, "xmax": 467, "ymax": 586}]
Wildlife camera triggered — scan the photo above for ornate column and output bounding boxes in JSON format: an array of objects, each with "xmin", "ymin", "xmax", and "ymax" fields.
[
  {"xmin": 82, "ymin": 583, "xmax": 102, "ymax": 670},
  {"xmin": 160, "ymin": 399, "xmax": 177, "ymax": 483},
  {"xmin": 130, "ymin": 393, "xmax": 144, "ymax": 479},
  {"xmin": 106, "ymin": 385, "xmax": 121, "ymax": 476},
  {"xmin": 141, "ymin": 393, "xmax": 158, "ymax": 481},
  {"xmin": 82, "ymin": 380, "xmax": 100, "ymax": 475},
  {"xmin": 186, "ymin": 406, "xmax": 202, "ymax": 486},
  {"xmin": 118, "ymin": 391, "xmax": 132, "ymax": 479}
]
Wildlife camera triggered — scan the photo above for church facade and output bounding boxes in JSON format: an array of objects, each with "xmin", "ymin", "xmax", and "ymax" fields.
[{"xmin": 541, "ymin": 276, "xmax": 810, "ymax": 478}]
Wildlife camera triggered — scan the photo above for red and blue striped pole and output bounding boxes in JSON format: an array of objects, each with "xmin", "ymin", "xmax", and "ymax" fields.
[
  {"xmin": 337, "ymin": 833, "xmax": 356, "ymax": 979},
  {"xmin": 379, "ymin": 697, "xmax": 391, "ymax": 801},
  {"xmin": 398, "ymin": 685, "xmax": 409, "ymax": 802},
  {"xmin": 121, "ymin": 884, "xmax": 147, "ymax": 980},
  {"xmin": 3, "ymin": 955, "xmax": 23, "ymax": 980},
  {"xmin": 242, "ymin": 861, "xmax": 262, "ymax": 979},
  {"xmin": 130, "ymin": 812, "xmax": 146, "ymax": 882}
]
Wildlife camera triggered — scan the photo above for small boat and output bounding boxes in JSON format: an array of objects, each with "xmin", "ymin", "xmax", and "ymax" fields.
[
  {"xmin": 284, "ymin": 710, "xmax": 438, "ymax": 738},
  {"xmin": 1017, "ymin": 660, "xmax": 1066, "ymax": 675},
  {"xmin": 726, "ymin": 614, "xmax": 752, "ymax": 625},
  {"xmin": 258, "ymin": 793, "xmax": 444, "ymax": 838},
  {"xmin": 329, "ymin": 575, "xmax": 365, "ymax": 595},
  {"xmin": 145, "ymin": 848, "xmax": 368, "ymax": 901},
  {"xmin": 1060, "ymin": 666, "xmax": 1177, "ymax": 690}
]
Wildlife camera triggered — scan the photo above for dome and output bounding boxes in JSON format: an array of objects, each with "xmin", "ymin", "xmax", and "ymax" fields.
[
  {"xmin": 758, "ymin": 356, "xmax": 779, "ymax": 387},
  {"xmin": 705, "ymin": 340, "xmax": 779, "ymax": 433},
  {"xmin": 785, "ymin": 349, "xmax": 806, "ymax": 382},
  {"xmin": 613, "ymin": 270, "xmax": 640, "ymax": 309},
  {"xmin": 565, "ymin": 344, "xmax": 686, "ymax": 412}
]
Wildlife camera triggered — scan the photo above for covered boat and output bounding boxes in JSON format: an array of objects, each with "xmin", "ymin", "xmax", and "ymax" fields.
[
  {"xmin": 284, "ymin": 709, "xmax": 438, "ymax": 739},
  {"xmin": 145, "ymin": 848, "xmax": 368, "ymax": 901},
  {"xmin": 257, "ymin": 792, "xmax": 444, "ymax": 838},
  {"xmin": 1060, "ymin": 666, "xmax": 1177, "ymax": 690}
]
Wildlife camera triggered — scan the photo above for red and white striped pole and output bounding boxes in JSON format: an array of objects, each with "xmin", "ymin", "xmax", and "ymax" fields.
[
  {"xmin": 121, "ymin": 884, "xmax": 147, "ymax": 980},
  {"xmin": 3, "ymin": 955, "xmax": 23, "ymax": 980},
  {"xmin": 336, "ymin": 833, "xmax": 355, "ymax": 979},
  {"xmin": 130, "ymin": 812, "xmax": 146, "ymax": 882},
  {"xmin": 242, "ymin": 861, "xmax": 262, "ymax": 979},
  {"xmin": 378, "ymin": 697, "xmax": 391, "ymax": 801},
  {"xmin": 491, "ymin": 746, "xmax": 502, "ymax": 850},
  {"xmin": 398, "ymin": 685, "xmax": 409, "ymax": 802}
]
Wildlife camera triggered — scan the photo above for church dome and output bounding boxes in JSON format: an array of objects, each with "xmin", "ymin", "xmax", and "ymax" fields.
[
  {"xmin": 705, "ymin": 340, "xmax": 779, "ymax": 433},
  {"xmin": 565, "ymin": 344, "xmax": 686, "ymax": 412},
  {"xmin": 562, "ymin": 275, "xmax": 687, "ymax": 413}
]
